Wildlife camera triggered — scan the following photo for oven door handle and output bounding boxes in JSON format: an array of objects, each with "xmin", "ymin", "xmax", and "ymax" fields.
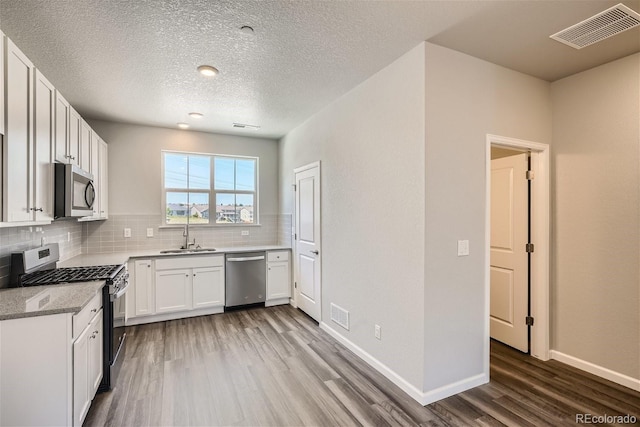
[{"xmin": 111, "ymin": 280, "xmax": 130, "ymax": 301}]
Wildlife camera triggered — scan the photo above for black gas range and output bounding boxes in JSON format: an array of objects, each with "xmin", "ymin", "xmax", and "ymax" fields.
[{"xmin": 10, "ymin": 243, "xmax": 129, "ymax": 393}]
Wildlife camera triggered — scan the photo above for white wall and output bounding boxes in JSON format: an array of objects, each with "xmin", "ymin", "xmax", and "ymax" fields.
[
  {"xmin": 551, "ymin": 53, "xmax": 640, "ymax": 380},
  {"xmin": 87, "ymin": 120, "xmax": 280, "ymax": 216},
  {"xmin": 423, "ymin": 43, "xmax": 552, "ymax": 392},
  {"xmin": 279, "ymin": 44, "xmax": 426, "ymax": 391}
]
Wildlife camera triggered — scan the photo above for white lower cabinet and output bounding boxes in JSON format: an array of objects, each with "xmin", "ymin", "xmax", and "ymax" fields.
[
  {"xmin": 0, "ymin": 290, "xmax": 102, "ymax": 427},
  {"xmin": 266, "ymin": 251, "xmax": 291, "ymax": 305},
  {"xmin": 156, "ymin": 269, "xmax": 191, "ymax": 313},
  {"xmin": 73, "ymin": 308, "xmax": 103, "ymax": 426},
  {"xmin": 128, "ymin": 255, "xmax": 225, "ymax": 325}
]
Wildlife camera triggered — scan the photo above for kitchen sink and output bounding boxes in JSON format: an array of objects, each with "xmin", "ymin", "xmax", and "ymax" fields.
[{"xmin": 160, "ymin": 248, "xmax": 217, "ymax": 254}]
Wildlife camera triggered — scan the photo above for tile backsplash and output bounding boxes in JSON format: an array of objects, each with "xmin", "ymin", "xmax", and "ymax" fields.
[
  {"xmin": 82, "ymin": 214, "xmax": 292, "ymax": 254},
  {"xmin": 0, "ymin": 220, "xmax": 82, "ymax": 288}
]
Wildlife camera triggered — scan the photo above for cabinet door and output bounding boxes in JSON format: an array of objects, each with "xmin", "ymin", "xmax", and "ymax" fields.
[
  {"xmin": 88, "ymin": 310, "xmax": 103, "ymax": 396},
  {"xmin": 73, "ymin": 324, "xmax": 91, "ymax": 427},
  {"xmin": 4, "ymin": 38, "xmax": 34, "ymax": 222},
  {"xmin": 98, "ymin": 139, "xmax": 108, "ymax": 218},
  {"xmin": 192, "ymin": 266, "xmax": 225, "ymax": 308},
  {"xmin": 54, "ymin": 91, "xmax": 71, "ymax": 163},
  {"xmin": 156, "ymin": 269, "xmax": 192, "ymax": 313},
  {"xmin": 267, "ymin": 261, "xmax": 291, "ymax": 300},
  {"xmin": 79, "ymin": 119, "xmax": 91, "ymax": 172},
  {"xmin": 89, "ymin": 131, "xmax": 100, "ymax": 218},
  {"xmin": 0, "ymin": 31, "xmax": 5, "ymax": 135},
  {"xmin": 134, "ymin": 260, "xmax": 154, "ymax": 316},
  {"xmin": 68, "ymin": 107, "xmax": 81, "ymax": 167},
  {"xmin": 33, "ymin": 70, "xmax": 55, "ymax": 221}
]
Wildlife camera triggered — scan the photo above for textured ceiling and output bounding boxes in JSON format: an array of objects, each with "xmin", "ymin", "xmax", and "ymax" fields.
[{"xmin": 0, "ymin": 0, "xmax": 638, "ymax": 139}]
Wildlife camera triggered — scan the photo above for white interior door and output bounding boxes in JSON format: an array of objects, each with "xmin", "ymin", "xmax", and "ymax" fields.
[
  {"xmin": 490, "ymin": 152, "xmax": 529, "ymax": 352},
  {"xmin": 294, "ymin": 162, "xmax": 321, "ymax": 322}
]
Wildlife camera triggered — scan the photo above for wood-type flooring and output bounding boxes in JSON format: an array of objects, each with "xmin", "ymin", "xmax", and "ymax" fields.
[{"xmin": 85, "ymin": 305, "xmax": 640, "ymax": 426}]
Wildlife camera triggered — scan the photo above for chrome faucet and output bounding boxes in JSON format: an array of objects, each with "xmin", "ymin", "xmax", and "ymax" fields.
[{"xmin": 182, "ymin": 224, "xmax": 196, "ymax": 249}]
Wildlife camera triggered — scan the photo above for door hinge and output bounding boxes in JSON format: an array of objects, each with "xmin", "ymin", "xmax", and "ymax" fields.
[
  {"xmin": 294, "ymin": 233, "xmax": 297, "ymax": 240},
  {"xmin": 526, "ymin": 316, "xmax": 534, "ymax": 326},
  {"xmin": 294, "ymin": 281, "xmax": 297, "ymax": 289},
  {"xmin": 526, "ymin": 243, "xmax": 535, "ymax": 253},
  {"xmin": 526, "ymin": 170, "xmax": 534, "ymax": 180},
  {"xmin": 293, "ymin": 184, "xmax": 297, "ymax": 191}
]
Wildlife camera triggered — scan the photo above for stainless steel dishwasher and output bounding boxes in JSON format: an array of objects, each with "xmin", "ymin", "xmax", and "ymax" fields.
[{"xmin": 225, "ymin": 252, "xmax": 266, "ymax": 307}]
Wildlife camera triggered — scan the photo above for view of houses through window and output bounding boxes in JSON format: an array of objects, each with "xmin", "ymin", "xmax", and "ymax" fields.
[{"xmin": 163, "ymin": 152, "xmax": 257, "ymax": 225}]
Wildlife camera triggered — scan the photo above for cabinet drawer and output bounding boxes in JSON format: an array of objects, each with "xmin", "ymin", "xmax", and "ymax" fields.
[
  {"xmin": 73, "ymin": 291, "xmax": 102, "ymax": 340},
  {"xmin": 155, "ymin": 255, "xmax": 223, "ymax": 270},
  {"xmin": 267, "ymin": 251, "xmax": 289, "ymax": 262}
]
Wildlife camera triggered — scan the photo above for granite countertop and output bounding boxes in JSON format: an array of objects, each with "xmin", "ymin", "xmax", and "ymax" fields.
[
  {"xmin": 58, "ymin": 245, "xmax": 291, "ymax": 268},
  {"xmin": 0, "ymin": 281, "xmax": 105, "ymax": 321}
]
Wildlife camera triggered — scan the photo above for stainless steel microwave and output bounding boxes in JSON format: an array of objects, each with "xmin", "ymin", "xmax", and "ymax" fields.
[{"xmin": 54, "ymin": 163, "xmax": 95, "ymax": 218}]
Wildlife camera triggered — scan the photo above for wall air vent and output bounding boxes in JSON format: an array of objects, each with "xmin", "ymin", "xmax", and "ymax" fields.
[
  {"xmin": 330, "ymin": 303, "xmax": 349, "ymax": 330},
  {"xmin": 233, "ymin": 122, "xmax": 261, "ymax": 130},
  {"xmin": 550, "ymin": 3, "xmax": 640, "ymax": 49}
]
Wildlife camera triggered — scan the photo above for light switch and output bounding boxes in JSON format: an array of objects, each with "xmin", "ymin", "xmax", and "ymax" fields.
[
  {"xmin": 457, "ymin": 240, "xmax": 469, "ymax": 256},
  {"xmin": 241, "ymin": 230, "xmax": 249, "ymax": 236},
  {"xmin": 124, "ymin": 228, "xmax": 132, "ymax": 238}
]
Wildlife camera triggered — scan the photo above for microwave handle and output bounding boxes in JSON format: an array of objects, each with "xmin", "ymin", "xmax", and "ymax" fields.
[{"xmin": 85, "ymin": 181, "xmax": 96, "ymax": 208}]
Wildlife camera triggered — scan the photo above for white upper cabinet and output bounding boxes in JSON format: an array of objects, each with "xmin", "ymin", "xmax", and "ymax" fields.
[
  {"xmin": 4, "ymin": 37, "xmax": 34, "ymax": 222},
  {"xmin": 89, "ymin": 129, "xmax": 99, "ymax": 218},
  {"xmin": 0, "ymin": 31, "xmax": 5, "ymax": 136},
  {"xmin": 79, "ymin": 118, "xmax": 91, "ymax": 172},
  {"xmin": 33, "ymin": 69, "xmax": 55, "ymax": 221},
  {"xmin": 69, "ymin": 106, "xmax": 81, "ymax": 167},
  {"xmin": 54, "ymin": 91, "xmax": 72, "ymax": 163},
  {"xmin": 98, "ymin": 139, "xmax": 108, "ymax": 219}
]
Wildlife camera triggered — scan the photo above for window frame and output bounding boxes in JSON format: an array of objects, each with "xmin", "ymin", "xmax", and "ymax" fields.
[{"xmin": 161, "ymin": 150, "xmax": 259, "ymax": 227}]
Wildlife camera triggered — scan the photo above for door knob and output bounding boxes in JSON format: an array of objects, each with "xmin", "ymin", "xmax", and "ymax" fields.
[{"xmin": 310, "ymin": 250, "xmax": 319, "ymax": 255}]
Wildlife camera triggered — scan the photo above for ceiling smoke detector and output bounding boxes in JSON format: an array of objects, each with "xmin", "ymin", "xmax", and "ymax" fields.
[{"xmin": 550, "ymin": 3, "xmax": 640, "ymax": 49}]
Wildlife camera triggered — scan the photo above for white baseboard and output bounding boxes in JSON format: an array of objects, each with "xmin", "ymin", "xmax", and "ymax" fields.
[
  {"xmin": 319, "ymin": 322, "xmax": 488, "ymax": 406},
  {"xmin": 550, "ymin": 350, "xmax": 640, "ymax": 392},
  {"xmin": 126, "ymin": 306, "xmax": 224, "ymax": 326}
]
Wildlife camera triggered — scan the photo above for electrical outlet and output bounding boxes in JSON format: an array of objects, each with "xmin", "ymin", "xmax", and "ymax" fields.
[
  {"xmin": 457, "ymin": 239, "xmax": 470, "ymax": 256},
  {"xmin": 375, "ymin": 324, "xmax": 381, "ymax": 340},
  {"xmin": 241, "ymin": 230, "xmax": 249, "ymax": 236},
  {"xmin": 124, "ymin": 228, "xmax": 132, "ymax": 238},
  {"xmin": 146, "ymin": 228, "xmax": 154, "ymax": 237}
]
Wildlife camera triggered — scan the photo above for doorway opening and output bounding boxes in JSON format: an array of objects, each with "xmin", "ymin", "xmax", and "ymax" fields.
[{"xmin": 484, "ymin": 135, "xmax": 550, "ymax": 377}]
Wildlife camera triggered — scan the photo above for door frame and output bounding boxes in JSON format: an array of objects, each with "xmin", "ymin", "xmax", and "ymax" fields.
[
  {"xmin": 293, "ymin": 161, "xmax": 321, "ymax": 319},
  {"xmin": 485, "ymin": 134, "xmax": 550, "ymax": 372}
]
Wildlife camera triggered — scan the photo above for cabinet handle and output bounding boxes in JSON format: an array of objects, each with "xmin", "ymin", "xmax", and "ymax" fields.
[
  {"xmin": 185, "ymin": 274, "xmax": 189, "ymax": 277},
  {"xmin": 91, "ymin": 308, "xmax": 97, "ymax": 313},
  {"xmin": 310, "ymin": 250, "xmax": 319, "ymax": 255},
  {"xmin": 193, "ymin": 274, "xmax": 196, "ymax": 277}
]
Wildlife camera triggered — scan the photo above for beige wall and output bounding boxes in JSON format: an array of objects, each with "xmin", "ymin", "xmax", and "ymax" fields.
[
  {"xmin": 424, "ymin": 42, "xmax": 552, "ymax": 391},
  {"xmin": 279, "ymin": 44, "xmax": 426, "ymax": 391},
  {"xmin": 87, "ymin": 120, "xmax": 280, "ymax": 216},
  {"xmin": 551, "ymin": 53, "xmax": 640, "ymax": 379}
]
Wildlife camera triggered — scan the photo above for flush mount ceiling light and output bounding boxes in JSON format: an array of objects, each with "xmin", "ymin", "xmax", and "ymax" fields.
[
  {"xmin": 189, "ymin": 112, "xmax": 203, "ymax": 118},
  {"xmin": 177, "ymin": 122, "xmax": 189, "ymax": 129},
  {"xmin": 233, "ymin": 122, "xmax": 261, "ymax": 130},
  {"xmin": 240, "ymin": 25, "xmax": 255, "ymax": 35},
  {"xmin": 197, "ymin": 65, "xmax": 219, "ymax": 77},
  {"xmin": 550, "ymin": 3, "xmax": 640, "ymax": 49}
]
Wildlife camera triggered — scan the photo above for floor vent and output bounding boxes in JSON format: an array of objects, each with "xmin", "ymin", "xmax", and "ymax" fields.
[
  {"xmin": 330, "ymin": 303, "xmax": 349, "ymax": 330},
  {"xmin": 550, "ymin": 3, "xmax": 640, "ymax": 49}
]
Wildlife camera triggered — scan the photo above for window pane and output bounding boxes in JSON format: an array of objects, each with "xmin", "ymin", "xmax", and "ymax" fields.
[
  {"xmin": 236, "ymin": 159, "xmax": 255, "ymax": 191},
  {"xmin": 164, "ymin": 154, "xmax": 187, "ymax": 188},
  {"xmin": 166, "ymin": 192, "xmax": 188, "ymax": 224},
  {"xmin": 236, "ymin": 194, "xmax": 254, "ymax": 223},
  {"xmin": 189, "ymin": 156, "xmax": 210, "ymax": 190},
  {"xmin": 214, "ymin": 157, "xmax": 234, "ymax": 190},
  {"xmin": 216, "ymin": 193, "xmax": 236, "ymax": 223},
  {"xmin": 188, "ymin": 193, "xmax": 209, "ymax": 224}
]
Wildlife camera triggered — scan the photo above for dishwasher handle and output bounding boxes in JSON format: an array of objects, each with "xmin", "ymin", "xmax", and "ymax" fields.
[{"xmin": 227, "ymin": 255, "xmax": 265, "ymax": 262}]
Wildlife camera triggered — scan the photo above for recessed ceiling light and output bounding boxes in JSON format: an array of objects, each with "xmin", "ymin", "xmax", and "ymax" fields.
[
  {"xmin": 189, "ymin": 112, "xmax": 203, "ymax": 118},
  {"xmin": 197, "ymin": 65, "xmax": 219, "ymax": 77},
  {"xmin": 240, "ymin": 25, "xmax": 255, "ymax": 35},
  {"xmin": 177, "ymin": 123, "xmax": 189, "ymax": 129}
]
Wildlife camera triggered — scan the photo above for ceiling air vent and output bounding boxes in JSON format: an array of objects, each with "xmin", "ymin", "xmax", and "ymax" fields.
[{"xmin": 550, "ymin": 3, "xmax": 640, "ymax": 49}]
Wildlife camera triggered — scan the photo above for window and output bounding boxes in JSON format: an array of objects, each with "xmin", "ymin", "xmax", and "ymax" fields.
[{"xmin": 163, "ymin": 151, "xmax": 257, "ymax": 225}]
